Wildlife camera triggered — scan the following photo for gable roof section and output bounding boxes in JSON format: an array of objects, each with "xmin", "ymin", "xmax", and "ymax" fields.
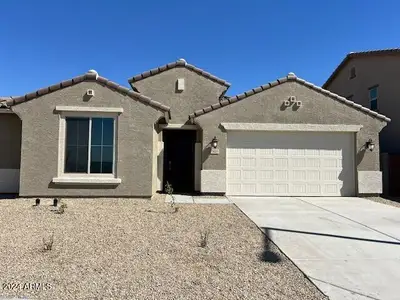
[
  {"xmin": 323, "ymin": 48, "xmax": 400, "ymax": 89},
  {"xmin": 189, "ymin": 72, "xmax": 391, "ymax": 122},
  {"xmin": 5, "ymin": 71, "xmax": 170, "ymax": 112},
  {"xmin": 128, "ymin": 59, "xmax": 231, "ymax": 87}
]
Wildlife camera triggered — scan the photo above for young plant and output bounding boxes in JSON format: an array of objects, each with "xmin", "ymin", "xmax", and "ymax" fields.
[
  {"xmin": 57, "ymin": 203, "xmax": 67, "ymax": 214},
  {"xmin": 165, "ymin": 181, "xmax": 175, "ymax": 207},
  {"xmin": 43, "ymin": 233, "xmax": 54, "ymax": 251},
  {"xmin": 199, "ymin": 229, "xmax": 210, "ymax": 248}
]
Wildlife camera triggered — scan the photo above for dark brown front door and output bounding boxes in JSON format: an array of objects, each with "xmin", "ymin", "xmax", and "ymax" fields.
[{"xmin": 163, "ymin": 129, "xmax": 196, "ymax": 194}]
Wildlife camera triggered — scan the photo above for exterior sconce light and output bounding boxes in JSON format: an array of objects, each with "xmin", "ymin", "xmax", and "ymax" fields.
[
  {"xmin": 211, "ymin": 136, "xmax": 219, "ymax": 149},
  {"xmin": 365, "ymin": 139, "xmax": 375, "ymax": 152},
  {"xmin": 211, "ymin": 136, "xmax": 219, "ymax": 155}
]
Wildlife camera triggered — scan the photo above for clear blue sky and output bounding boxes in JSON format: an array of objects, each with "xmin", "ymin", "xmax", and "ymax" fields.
[{"xmin": 1, "ymin": 0, "xmax": 399, "ymax": 96}]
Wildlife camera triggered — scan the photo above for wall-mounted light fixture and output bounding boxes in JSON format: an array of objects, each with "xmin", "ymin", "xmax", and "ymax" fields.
[
  {"xmin": 211, "ymin": 136, "xmax": 219, "ymax": 155},
  {"xmin": 365, "ymin": 139, "xmax": 375, "ymax": 152},
  {"xmin": 211, "ymin": 136, "xmax": 219, "ymax": 149}
]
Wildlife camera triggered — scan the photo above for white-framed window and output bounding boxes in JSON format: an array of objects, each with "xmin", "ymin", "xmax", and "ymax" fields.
[
  {"xmin": 65, "ymin": 117, "xmax": 115, "ymax": 174},
  {"xmin": 52, "ymin": 106, "xmax": 123, "ymax": 185},
  {"xmin": 369, "ymin": 86, "xmax": 378, "ymax": 111}
]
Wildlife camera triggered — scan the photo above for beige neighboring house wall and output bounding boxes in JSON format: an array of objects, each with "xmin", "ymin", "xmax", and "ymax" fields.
[{"xmin": 324, "ymin": 53, "xmax": 400, "ymax": 154}]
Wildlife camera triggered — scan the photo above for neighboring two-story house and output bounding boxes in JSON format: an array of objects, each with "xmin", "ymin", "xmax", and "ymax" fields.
[{"xmin": 323, "ymin": 49, "xmax": 400, "ymax": 196}]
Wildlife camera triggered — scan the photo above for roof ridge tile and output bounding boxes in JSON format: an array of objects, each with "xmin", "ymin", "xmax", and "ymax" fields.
[
  {"xmin": 6, "ymin": 71, "xmax": 170, "ymax": 112},
  {"xmin": 128, "ymin": 59, "xmax": 231, "ymax": 87}
]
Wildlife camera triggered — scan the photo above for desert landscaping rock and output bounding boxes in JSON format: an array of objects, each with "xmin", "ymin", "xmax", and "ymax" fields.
[
  {"xmin": 0, "ymin": 198, "xmax": 326, "ymax": 300},
  {"xmin": 365, "ymin": 196, "xmax": 400, "ymax": 208}
]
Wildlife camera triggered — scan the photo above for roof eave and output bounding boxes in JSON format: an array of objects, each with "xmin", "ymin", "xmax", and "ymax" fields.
[
  {"xmin": 322, "ymin": 55, "xmax": 351, "ymax": 89},
  {"xmin": 7, "ymin": 72, "xmax": 171, "ymax": 113},
  {"xmin": 128, "ymin": 59, "xmax": 231, "ymax": 88},
  {"xmin": 189, "ymin": 73, "xmax": 391, "ymax": 123},
  {"xmin": 323, "ymin": 48, "xmax": 400, "ymax": 88}
]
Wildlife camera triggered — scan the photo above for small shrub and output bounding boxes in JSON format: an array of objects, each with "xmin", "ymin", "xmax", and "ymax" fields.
[
  {"xmin": 58, "ymin": 203, "xmax": 67, "ymax": 214},
  {"xmin": 165, "ymin": 182, "xmax": 175, "ymax": 207},
  {"xmin": 43, "ymin": 233, "xmax": 54, "ymax": 251},
  {"xmin": 199, "ymin": 229, "xmax": 210, "ymax": 248},
  {"xmin": 55, "ymin": 202, "xmax": 67, "ymax": 214}
]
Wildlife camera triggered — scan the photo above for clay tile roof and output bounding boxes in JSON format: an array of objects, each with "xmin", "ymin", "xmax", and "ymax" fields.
[
  {"xmin": 128, "ymin": 59, "xmax": 231, "ymax": 87},
  {"xmin": 5, "ymin": 71, "xmax": 170, "ymax": 112},
  {"xmin": 189, "ymin": 72, "xmax": 390, "ymax": 123},
  {"xmin": 323, "ymin": 48, "xmax": 400, "ymax": 88},
  {"xmin": 0, "ymin": 97, "xmax": 13, "ymax": 109}
]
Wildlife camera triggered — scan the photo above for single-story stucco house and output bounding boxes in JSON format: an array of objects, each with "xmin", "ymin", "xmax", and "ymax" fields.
[{"xmin": 0, "ymin": 59, "xmax": 390, "ymax": 197}]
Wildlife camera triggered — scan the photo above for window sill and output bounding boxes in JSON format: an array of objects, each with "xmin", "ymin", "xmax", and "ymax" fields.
[{"xmin": 52, "ymin": 177, "xmax": 121, "ymax": 185}]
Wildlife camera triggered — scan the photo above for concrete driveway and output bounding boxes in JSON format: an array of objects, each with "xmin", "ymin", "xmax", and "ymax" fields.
[{"xmin": 232, "ymin": 197, "xmax": 400, "ymax": 300}]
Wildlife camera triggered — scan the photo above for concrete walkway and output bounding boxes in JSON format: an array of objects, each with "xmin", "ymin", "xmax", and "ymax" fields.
[
  {"xmin": 232, "ymin": 196, "xmax": 400, "ymax": 300},
  {"xmin": 166, "ymin": 194, "xmax": 232, "ymax": 204}
]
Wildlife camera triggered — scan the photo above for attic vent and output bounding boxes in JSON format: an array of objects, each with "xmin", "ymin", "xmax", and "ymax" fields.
[
  {"xmin": 86, "ymin": 89, "xmax": 95, "ymax": 97},
  {"xmin": 176, "ymin": 78, "xmax": 185, "ymax": 92}
]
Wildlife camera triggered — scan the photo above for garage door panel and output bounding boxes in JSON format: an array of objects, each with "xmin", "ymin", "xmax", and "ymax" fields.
[
  {"xmin": 259, "ymin": 158, "xmax": 274, "ymax": 167},
  {"xmin": 306, "ymin": 170, "xmax": 319, "ymax": 180},
  {"xmin": 227, "ymin": 131, "xmax": 355, "ymax": 196},
  {"xmin": 307, "ymin": 158, "xmax": 320, "ymax": 168},
  {"xmin": 292, "ymin": 183, "xmax": 307, "ymax": 194},
  {"xmin": 258, "ymin": 183, "xmax": 274, "ymax": 194}
]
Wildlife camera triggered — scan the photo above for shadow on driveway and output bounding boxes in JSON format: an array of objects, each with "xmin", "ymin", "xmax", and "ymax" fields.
[{"xmin": 261, "ymin": 226, "xmax": 400, "ymax": 246}]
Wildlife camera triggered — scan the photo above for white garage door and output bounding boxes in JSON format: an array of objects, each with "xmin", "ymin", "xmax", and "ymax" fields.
[{"xmin": 227, "ymin": 131, "xmax": 355, "ymax": 196}]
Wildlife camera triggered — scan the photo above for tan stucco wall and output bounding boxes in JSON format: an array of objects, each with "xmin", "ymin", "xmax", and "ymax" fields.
[
  {"xmin": 0, "ymin": 113, "xmax": 21, "ymax": 169},
  {"xmin": 11, "ymin": 82, "xmax": 163, "ymax": 197},
  {"xmin": 195, "ymin": 81, "xmax": 386, "ymax": 173},
  {"xmin": 132, "ymin": 67, "xmax": 227, "ymax": 124},
  {"xmin": 325, "ymin": 55, "xmax": 400, "ymax": 153}
]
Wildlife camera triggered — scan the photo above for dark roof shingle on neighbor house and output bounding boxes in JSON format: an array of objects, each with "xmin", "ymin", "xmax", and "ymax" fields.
[
  {"xmin": 323, "ymin": 48, "xmax": 400, "ymax": 89},
  {"xmin": 128, "ymin": 59, "xmax": 231, "ymax": 87},
  {"xmin": 4, "ymin": 71, "xmax": 171, "ymax": 112},
  {"xmin": 189, "ymin": 72, "xmax": 391, "ymax": 123}
]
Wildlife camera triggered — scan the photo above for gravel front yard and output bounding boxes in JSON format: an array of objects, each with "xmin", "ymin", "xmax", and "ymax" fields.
[
  {"xmin": 0, "ymin": 198, "xmax": 326, "ymax": 300},
  {"xmin": 364, "ymin": 196, "xmax": 400, "ymax": 208}
]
